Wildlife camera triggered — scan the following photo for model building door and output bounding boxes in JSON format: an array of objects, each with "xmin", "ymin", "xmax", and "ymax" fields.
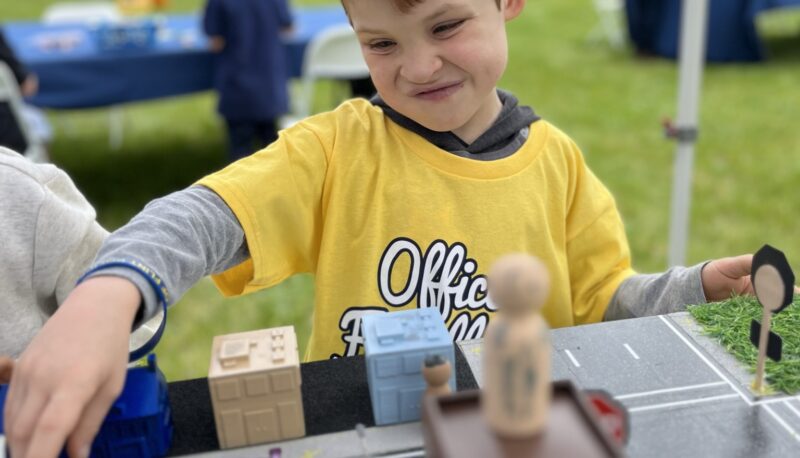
[
  {"xmin": 244, "ymin": 408, "xmax": 280, "ymax": 443},
  {"xmin": 278, "ymin": 400, "xmax": 304, "ymax": 437}
]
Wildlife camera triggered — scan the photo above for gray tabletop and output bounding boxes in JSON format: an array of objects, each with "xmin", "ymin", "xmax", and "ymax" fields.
[{"xmin": 191, "ymin": 312, "xmax": 800, "ymax": 457}]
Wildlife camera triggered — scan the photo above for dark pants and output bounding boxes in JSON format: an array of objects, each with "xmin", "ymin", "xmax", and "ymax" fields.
[
  {"xmin": 224, "ymin": 118, "xmax": 278, "ymax": 162},
  {"xmin": 0, "ymin": 102, "xmax": 28, "ymax": 154}
]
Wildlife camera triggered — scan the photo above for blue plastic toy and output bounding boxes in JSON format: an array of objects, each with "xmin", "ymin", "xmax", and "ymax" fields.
[
  {"xmin": 0, "ymin": 353, "xmax": 173, "ymax": 458},
  {"xmin": 362, "ymin": 308, "xmax": 456, "ymax": 425}
]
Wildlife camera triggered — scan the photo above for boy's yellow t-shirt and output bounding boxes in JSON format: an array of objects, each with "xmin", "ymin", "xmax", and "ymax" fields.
[{"xmin": 198, "ymin": 98, "xmax": 634, "ymax": 361}]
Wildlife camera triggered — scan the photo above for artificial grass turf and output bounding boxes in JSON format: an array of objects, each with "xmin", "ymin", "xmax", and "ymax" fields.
[{"xmin": 688, "ymin": 295, "xmax": 800, "ymax": 394}]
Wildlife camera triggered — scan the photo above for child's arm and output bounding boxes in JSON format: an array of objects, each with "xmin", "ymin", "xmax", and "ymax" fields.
[
  {"xmin": 5, "ymin": 186, "xmax": 248, "ymax": 457},
  {"xmin": 83, "ymin": 186, "xmax": 249, "ymax": 328},
  {"xmin": 202, "ymin": 0, "xmax": 225, "ymax": 51},
  {"xmin": 4, "ymin": 276, "xmax": 140, "ymax": 458},
  {"xmin": 700, "ymin": 254, "xmax": 755, "ymax": 300},
  {"xmin": 604, "ymin": 254, "xmax": 757, "ymax": 320}
]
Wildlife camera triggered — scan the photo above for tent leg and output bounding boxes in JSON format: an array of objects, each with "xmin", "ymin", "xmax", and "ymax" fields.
[{"xmin": 667, "ymin": 0, "xmax": 710, "ymax": 267}]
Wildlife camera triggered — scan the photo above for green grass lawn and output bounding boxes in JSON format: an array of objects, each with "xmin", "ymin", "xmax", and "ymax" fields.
[
  {"xmin": 5, "ymin": 1, "xmax": 800, "ymax": 381},
  {"xmin": 689, "ymin": 295, "xmax": 800, "ymax": 394}
]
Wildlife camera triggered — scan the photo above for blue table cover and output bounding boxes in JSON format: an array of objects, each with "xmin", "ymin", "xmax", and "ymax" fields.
[
  {"xmin": 625, "ymin": 0, "xmax": 800, "ymax": 62},
  {"xmin": 2, "ymin": 6, "xmax": 349, "ymax": 109}
]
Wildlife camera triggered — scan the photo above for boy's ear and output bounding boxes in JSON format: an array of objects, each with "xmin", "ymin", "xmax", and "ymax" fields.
[{"xmin": 503, "ymin": 0, "xmax": 525, "ymax": 21}]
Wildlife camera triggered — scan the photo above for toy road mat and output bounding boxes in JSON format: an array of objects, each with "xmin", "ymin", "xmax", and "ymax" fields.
[
  {"xmin": 461, "ymin": 312, "xmax": 800, "ymax": 458},
  {"xmin": 185, "ymin": 312, "xmax": 800, "ymax": 457}
]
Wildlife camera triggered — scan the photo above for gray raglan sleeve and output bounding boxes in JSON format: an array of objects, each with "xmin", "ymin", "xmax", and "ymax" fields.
[
  {"xmin": 85, "ymin": 185, "xmax": 249, "ymax": 326},
  {"xmin": 603, "ymin": 263, "xmax": 709, "ymax": 321}
]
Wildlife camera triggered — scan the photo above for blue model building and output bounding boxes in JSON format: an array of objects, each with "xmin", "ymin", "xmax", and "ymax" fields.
[
  {"xmin": 362, "ymin": 308, "xmax": 456, "ymax": 425},
  {"xmin": 0, "ymin": 353, "xmax": 173, "ymax": 458}
]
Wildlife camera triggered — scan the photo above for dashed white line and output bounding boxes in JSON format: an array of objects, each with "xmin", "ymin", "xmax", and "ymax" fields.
[
  {"xmin": 616, "ymin": 381, "xmax": 728, "ymax": 400},
  {"xmin": 623, "ymin": 343, "xmax": 640, "ymax": 360},
  {"xmin": 764, "ymin": 404, "xmax": 800, "ymax": 442},
  {"xmin": 658, "ymin": 315, "xmax": 752, "ymax": 406},
  {"xmin": 628, "ymin": 394, "xmax": 739, "ymax": 413},
  {"xmin": 564, "ymin": 349, "xmax": 581, "ymax": 368}
]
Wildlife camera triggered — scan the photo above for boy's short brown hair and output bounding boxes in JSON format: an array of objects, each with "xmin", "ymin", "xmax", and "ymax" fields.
[{"xmin": 343, "ymin": 0, "xmax": 502, "ymax": 14}]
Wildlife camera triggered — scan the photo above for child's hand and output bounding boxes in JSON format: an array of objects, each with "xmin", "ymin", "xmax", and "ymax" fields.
[
  {"xmin": 702, "ymin": 254, "xmax": 800, "ymax": 302},
  {"xmin": 701, "ymin": 254, "xmax": 755, "ymax": 301},
  {"xmin": 3, "ymin": 276, "xmax": 141, "ymax": 458},
  {"xmin": 0, "ymin": 356, "xmax": 13, "ymax": 384}
]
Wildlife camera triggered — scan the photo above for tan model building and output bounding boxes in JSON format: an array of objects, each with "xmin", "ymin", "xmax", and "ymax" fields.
[{"xmin": 208, "ymin": 326, "xmax": 306, "ymax": 449}]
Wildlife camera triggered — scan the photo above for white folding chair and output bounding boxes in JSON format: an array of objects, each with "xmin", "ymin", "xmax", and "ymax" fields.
[
  {"xmin": 43, "ymin": 2, "xmax": 125, "ymax": 150},
  {"xmin": 0, "ymin": 62, "xmax": 48, "ymax": 163},
  {"xmin": 42, "ymin": 2, "xmax": 122, "ymax": 25},
  {"xmin": 588, "ymin": 0, "xmax": 626, "ymax": 49},
  {"xmin": 281, "ymin": 24, "xmax": 370, "ymax": 128}
]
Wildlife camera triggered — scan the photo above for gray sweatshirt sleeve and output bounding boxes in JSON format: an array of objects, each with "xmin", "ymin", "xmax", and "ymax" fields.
[
  {"xmin": 603, "ymin": 263, "xmax": 709, "ymax": 321},
  {"xmin": 85, "ymin": 185, "xmax": 249, "ymax": 325}
]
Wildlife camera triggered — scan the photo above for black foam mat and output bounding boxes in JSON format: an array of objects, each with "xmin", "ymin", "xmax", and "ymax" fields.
[{"xmin": 168, "ymin": 345, "xmax": 478, "ymax": 456}]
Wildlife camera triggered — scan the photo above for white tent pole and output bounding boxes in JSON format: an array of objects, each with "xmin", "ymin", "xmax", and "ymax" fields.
[{"xmin": 668, "ymin": 0, "xmax": 710, "ymax": 267}]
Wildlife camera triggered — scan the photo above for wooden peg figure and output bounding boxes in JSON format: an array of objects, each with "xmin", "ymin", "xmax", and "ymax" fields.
[
  {"xmin": 483, "ymin": 253, "xmax": 551, "ymax": 438},
  {"xmin": 422, "ymin": 354, "xmax": 452, "ymax": 398}
]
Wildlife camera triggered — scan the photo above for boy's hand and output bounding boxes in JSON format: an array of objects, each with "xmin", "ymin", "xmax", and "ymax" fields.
[
  {"xmin": 701, "ymin": 254, "xmax": 755, "ymax": 301},
  {"xmin": 3, "ymin": 276, "xmax": 141, "ymax": 458},
  {"xmin": 0, "ymin": 356, "xmax": 13, "ymax": 384},
  {"xmin": 702, "ymin": 254, "xmax": 800, "ymax": 302}
]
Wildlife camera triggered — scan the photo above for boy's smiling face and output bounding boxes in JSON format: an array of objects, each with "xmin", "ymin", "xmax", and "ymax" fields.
[{"xmin": 346, "ymin": 0, "xmax": 524, "ymax": 144}]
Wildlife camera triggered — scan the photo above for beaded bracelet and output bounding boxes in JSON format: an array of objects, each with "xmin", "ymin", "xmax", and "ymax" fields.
[{"xmin": 78, "ymin": 259, "xmax": 170, "ymax": 362}]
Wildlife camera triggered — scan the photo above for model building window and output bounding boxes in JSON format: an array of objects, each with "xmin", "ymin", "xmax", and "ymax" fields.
[
  {"xmin": 271, "ymin": 370, "xmax": 294, "ymax": 392},
  {"xmin": 245, "ymin": 374, "xmax": 270, "ymax": 396},
  {"xmin": 215, "ymin": 379, "xmax": 241, "ymax": 401},
  {"xmin": 377, "ymin": 357, "xmax": 402, "ymax": 377}
]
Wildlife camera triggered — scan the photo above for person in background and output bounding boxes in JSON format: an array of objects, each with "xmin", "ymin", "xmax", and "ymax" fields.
[
  {"xmin": 0, "ymin": 29, "xmax": 41, "ymax": 156},
  {"xmin": 203, "ymin": 0, "xmax": 294, "ymax": 161}
]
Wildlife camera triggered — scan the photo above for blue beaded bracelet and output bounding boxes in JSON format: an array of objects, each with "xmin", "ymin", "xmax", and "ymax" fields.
[{"xmin": 78, "ymin": 259, "xmax": 170, "ymax": 362}]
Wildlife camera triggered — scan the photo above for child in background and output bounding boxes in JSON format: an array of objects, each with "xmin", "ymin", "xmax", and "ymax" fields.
[
  {"xmin": 6, "ymin": 1, "xmax": 756, "ymax": 456},
  {"xmin": 203, "ymin": 0, "xmax": 294, "ymax": 161},
  {"xmin": 0, "ymin": 147, "xmax": 108, "ymax": 360},
  {"xmin": 0, "ymin": 30, "xmax": 46, "ymax": 158}
]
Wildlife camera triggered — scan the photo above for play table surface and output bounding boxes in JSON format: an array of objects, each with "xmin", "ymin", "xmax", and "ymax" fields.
[{"xmin": 161, "ymin": 312, "xmax": 800, "ymax": 456}]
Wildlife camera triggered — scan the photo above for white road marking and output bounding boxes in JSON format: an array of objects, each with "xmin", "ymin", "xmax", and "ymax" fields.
[
  {"xmin": 564, "ymin": 349, "xmax": 581, "ymax": 368},
  {"xmin": 753, "ymin": 395, "xmax": 800, "ymax": 406},
  {"xmin": 764, "ymin": 404, "xmax": 800, "ymax": 442},
  {"xmin": 623, "ymin": 343, "xmax": 640, "ymax": 360},
  {"xmin": 629, "ymin": 394, "xmax": 739, "ymax": 413},
  {"xmin": 658, "ymin": 315, "xmax": 752, "ymax": 406},
  {"xmin": 784, "ymin": 401, "xmax": 800, "ymax": 420},
  {"xmin": 615, "ymin": 381, "xmax": 727, "ymax": 400}
]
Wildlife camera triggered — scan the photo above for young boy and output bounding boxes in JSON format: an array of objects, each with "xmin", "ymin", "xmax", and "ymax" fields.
[{"xmin": 5, "ymin": 1, "xmax": 755, "ymax": 456}]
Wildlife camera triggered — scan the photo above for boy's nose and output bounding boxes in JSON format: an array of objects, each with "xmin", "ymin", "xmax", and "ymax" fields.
[{"xmin": 399, "ymin": 49, "xmax": 443, "ymax": 84}]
